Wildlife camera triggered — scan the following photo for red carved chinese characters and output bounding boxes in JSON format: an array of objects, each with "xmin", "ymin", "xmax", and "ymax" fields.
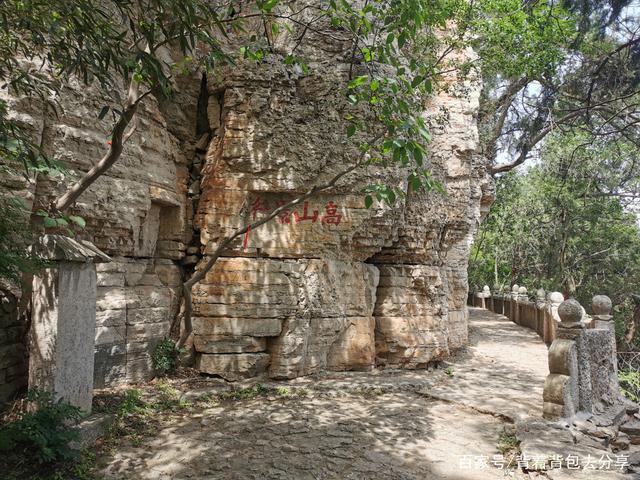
[
  {"xmin": 248, "ymin": 197, "xmax": 343, "ymax": 226},
  {"xmin": 321, "ymin": 201, "xmax": 342, "ymax": 225},
  {"xmin": 251, "ymin": 198, "xmax": 269, "ymax": 220},
  {"xmin": 275, "ymin": 200, "xmax": 292, "ymax": 225},
  {"xmin": 293, "ymin": 201, "xmax": 319, "ymax": 223}
]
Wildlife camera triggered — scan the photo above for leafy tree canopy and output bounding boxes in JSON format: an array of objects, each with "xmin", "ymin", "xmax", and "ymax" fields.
[{"xmin": 469, "ymin": 130, "xmax": 640, "ymax": 310}]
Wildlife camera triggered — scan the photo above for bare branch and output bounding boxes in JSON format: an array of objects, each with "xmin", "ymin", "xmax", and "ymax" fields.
[{"xmin": 490, "ymin": 109, "xmax": 584, "ymax": 174}]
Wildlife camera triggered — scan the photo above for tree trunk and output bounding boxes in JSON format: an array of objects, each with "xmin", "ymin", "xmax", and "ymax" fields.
[
  {"xmin": 624, "ymin": 295, "xmax": 640, "ymax": 347},
  {"xmin": 54, "ymin": 78, "xmax": 143, "ymax": 212}
]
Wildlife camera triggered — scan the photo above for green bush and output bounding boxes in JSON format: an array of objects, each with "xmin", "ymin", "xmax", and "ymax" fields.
[
  {"xmin": 0, "ymin": 195, "xmax": 42, "ymax": 284},
  {"xmin": 619, "ymin": 369, "xmax": 640, "ymax": 404},
  {"xmin": 0, "ymin": 389, "xmax": 82, "ymax": 464},
  {"xmin": 152, "ymin": 338, "xmax": 183, "ymax": 376}
]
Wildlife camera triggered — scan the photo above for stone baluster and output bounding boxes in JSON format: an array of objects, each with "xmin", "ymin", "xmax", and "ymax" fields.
[
  {"xmin": 474, "ymin": 285, "xmax": 491, "ymax": 309},
  {"xmin": 535, "ymin": 288, "xmax": 546, "ymax": 306},
  {"xmin": 543, "ymin": 299, "xmax": 585, "ymax": 419},
  {"xmin": 517, "ymin": 286, "xmax": 528, "ymax": 326},
  {"xmin": 509, "ymin": 284, "xmax": 519, "ymax": 322},
  {"xmin": 545, "ymin": 291, "xmax": 563, "ymax": 343},
  {"xmin": 592, "ymin": 295, "xmax": 613, "ymax": 331},
  {"xmin": 535, "ymin": 288, "xmax": 546, "ymax": 337},
  {"xmin": 548, "ymin": 292, "xmax": 564, "ymax": 322},
  {"xmin": 518, "ymin": 286, "xmax": 528, "ymax": 302},
  {"xmin": 484, "ymin": 285, "xmax": 493, "ymax": 311}
]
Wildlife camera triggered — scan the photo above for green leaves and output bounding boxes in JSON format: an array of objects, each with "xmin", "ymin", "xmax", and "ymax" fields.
[
  {"xmin": 257, "ymin": 0, "xmax": 279, "ymax": 14},
  {"xmin": 328, "ymin": 0, "xmax": 455, "ymax": 207},
  {"xmin": 364, "ymin": 195, "xmax": 374, "ymax": 209},
  {"xmin": 0, "ymin": 389, "xmax": 82, "ymax": 465},
  {"xmin": 68, "ymin": 215, "xmax": 86, "ymax": 228},
  {"xmin": 470, "ymin": 130, "xmax": 640, "ymax": 305},
  {"xmin": 283, "ymin": 55, "xmax": 309, "ymax": 75},
  {"xmin": 35, "ymin": 210, "xmax": 86, "ymax": 234},
  {"xmin": 42, "ymin": 217, "xmax": 58, "ymax": 228},
  {"xmin": 348, "ymin": 75, "xmax": 369, "ymax": 89},
  {"xmin": 469, "ymin": 0, "xmax": 576, "ymax": 78}
]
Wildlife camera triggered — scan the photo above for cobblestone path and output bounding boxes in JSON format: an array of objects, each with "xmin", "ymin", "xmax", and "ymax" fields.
[{"xmin": 97, "ymin": 308, "xmax": 551, "ymax": 479}]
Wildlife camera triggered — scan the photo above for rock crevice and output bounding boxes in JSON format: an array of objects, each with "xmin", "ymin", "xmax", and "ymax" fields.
[{"xmin": 0, "ymin": 31, "xmax": 492, "ymax": 396}]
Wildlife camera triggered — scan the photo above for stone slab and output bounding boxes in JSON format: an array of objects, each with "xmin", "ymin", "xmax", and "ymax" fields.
[
  {"xmin": 193, "ymin": 335, "xmax": 267, "ymax": 354},
  {"xmin": 196, "ymin": 353, "xmax": 270, "ymax": 381}
]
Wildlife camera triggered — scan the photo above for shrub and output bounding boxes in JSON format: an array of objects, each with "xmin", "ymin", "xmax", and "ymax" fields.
[
  {"xmin": 152, "ymin": 338, "xmax": 183, "ymax": 376},
  {"xmin": 0, "ymin": 389, "xmax": 82, "ymax": 464},
  {"xmin": 619, "ymin": 369, "xmax": 640, "ymax": 403}
]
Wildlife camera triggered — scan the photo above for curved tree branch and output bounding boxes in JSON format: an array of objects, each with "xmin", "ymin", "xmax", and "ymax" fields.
[
  {"xmin": 53, "ymin": 78, "xmax": 150, "ymax": 212},
  {"xmin": 177, "ymin": 145, "xmax": 376, "ymax": 348},
  {"xmin": 490, "ymin": 109, "xmax": 584, "ymax": 174}
]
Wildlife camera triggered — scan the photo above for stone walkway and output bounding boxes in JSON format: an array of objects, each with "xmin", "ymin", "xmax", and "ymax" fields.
[{"xmin": 96, "ymin": 308, "xmax": 555, "ymax": 479}]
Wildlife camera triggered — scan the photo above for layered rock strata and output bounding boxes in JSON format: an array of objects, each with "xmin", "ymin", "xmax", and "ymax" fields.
[
  {"xmin": 0, "ymin": 16, "xmax": 492, "ymax": 396},
  {"xmin": 1, "ymin": 73, "xmax": 196, "ymax": 391},
  {"xmin": 190, "ymin": 40, "xmax": 492, "ymax": 379}
]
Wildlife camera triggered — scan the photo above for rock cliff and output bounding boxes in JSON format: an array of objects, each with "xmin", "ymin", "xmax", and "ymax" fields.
[{"xmin": 0, "ymin": 22, "xmax": 492, "ymax": 398}]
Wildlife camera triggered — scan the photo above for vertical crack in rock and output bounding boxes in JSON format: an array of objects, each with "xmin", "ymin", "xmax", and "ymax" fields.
[{"xmin": 0, "ymin": 32, "xmax": 495, "ymax": 396}]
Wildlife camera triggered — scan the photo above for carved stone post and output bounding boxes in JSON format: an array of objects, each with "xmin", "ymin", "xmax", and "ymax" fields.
[
  {"xmin": 484, "ymin": 285, "xmax": 493, "ymax": 311},
  {"xmin": 29, "ymin": 235, "xmax": 110, "ymax": 413},
  {"xmin": 592, "ymin": 295, "xmax": 614, "ymax": 331},
  {"xmin": 509, "ymin": 284, "xmax": 519, "ymax": 322},
  {"xmin": 545, "ymin": 291, "xmax": 564, "ymax": 344},
  {"xmin": 535, "ymin": 288, "xmax": 546, "ymax": 337},
  {"xmin": 517, "ymin": 286, "xmax": 528, "ymax": 326},
  {"xmin": 543, "ymin": 296, "xmax": 624, "ymax": 420},
  {"xmin": 585, "ymin": 295, "xmax": 621, "ymax": 410},
  {"xmin": 475, "ymin": 285, "xmax": 490, "ymax": 309},
  {"xmin": 543, "ymin": 299, "xmax": 584, "ymax": 419}
]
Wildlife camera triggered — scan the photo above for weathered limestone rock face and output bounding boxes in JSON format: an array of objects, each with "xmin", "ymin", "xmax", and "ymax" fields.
[
  {"xmin": 1, "ymin": 71, "xmax": 195, "ymax": 393},
  {"xmin": 190, "ymin": 36, "xmax": 492, "ymax": 378},
  {"xmin": 0, "ymin": 17, "xmax": 492, "ymax": 395},
  {"xmin": 192, "ymin": 258, "xmax": 379, "ymax": 379},
  {"xmin": 0, "ymin": 289, "xmax": 26, "ymax": 402},
  {"xmin": 94, "ymin": 258, "xmax": 183, "ymax": 387},
  {"xmin": 372, "ymin": 58, "xmax": 492, "ymax": 368}
]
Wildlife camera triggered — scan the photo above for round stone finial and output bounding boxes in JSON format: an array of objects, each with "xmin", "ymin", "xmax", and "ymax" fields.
[
  {"xmin": 536, "ymin": 288, "xmax": 546, "ymax": 299},
  {"xmin": 518, "ymin": 286, "xmax": 527, "ymax": 294},
  {"xmin": 558, "ymin": 299, "xmax": 583, "ymax": 324},
  {"xmin": 592, "ymin": 295, "xmax": 612, "ymax": 316},
  {"xmin": 512, "ymin": 284, "xmax": 520, "ymax": 293},
  {"xmin": 483, "ymin": 285, "xmax": 490, "ymax": 293},
  {"xmin": 549, "ymin": 292, "xmax": 564, "ymax": 305}
]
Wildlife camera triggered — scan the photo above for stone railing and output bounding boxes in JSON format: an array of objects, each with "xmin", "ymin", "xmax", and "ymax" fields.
[
  {"xmin": 468, "ymin": 285, "xmax": 569, "ymax": 345},
  {"xmin": 469, "ymin": 286, "xmax": 629, "ymax": 422},
  {"xmin": 542, "ymin": 295, "xmax": 623, "ymax": 419}
]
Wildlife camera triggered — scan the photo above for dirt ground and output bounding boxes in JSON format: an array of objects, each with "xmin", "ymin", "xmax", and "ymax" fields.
[{"xmin": 93, "ymin": 308, "xmax": 572, "ymax": 479}]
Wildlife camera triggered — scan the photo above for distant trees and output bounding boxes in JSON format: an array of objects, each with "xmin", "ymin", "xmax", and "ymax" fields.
[
  {"xmin": 477, "ymin": 0, "xmax": 640, "ymax": 175},
  {"xmin": 471, "ymin": 0, "xmax": 640, "ymax": 347},
  {"xmin": 469, "ymin": 132, "xmax": 640, "ymax": 344}
]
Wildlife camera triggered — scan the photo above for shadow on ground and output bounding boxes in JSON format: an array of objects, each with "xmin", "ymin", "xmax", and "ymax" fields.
[{"xmin": 96, "ymin": 308, "xmax": 550, "ymax": 480}]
